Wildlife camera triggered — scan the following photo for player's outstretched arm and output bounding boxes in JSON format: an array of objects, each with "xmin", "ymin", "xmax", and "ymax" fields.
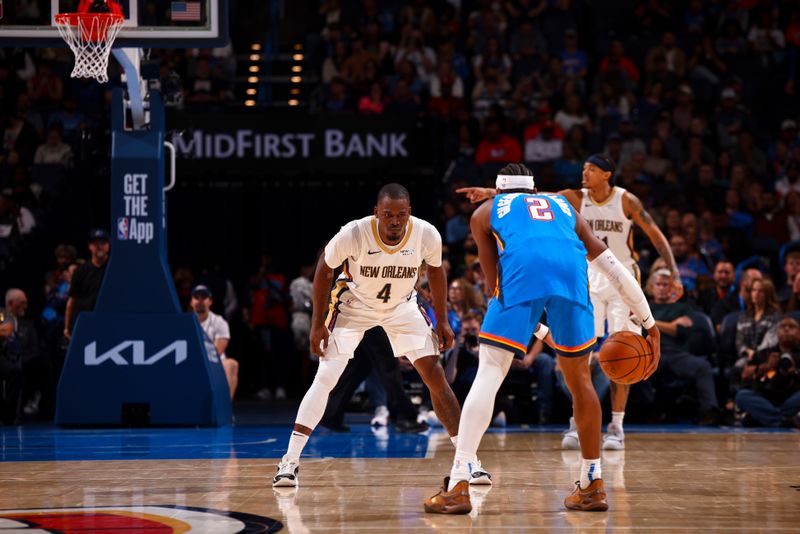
[
  {"xmin": 623, "ymin": 192, "xmax": 684, "ymax": 302},
  {"xmin": 455, "ymin": 186, "xmax": 496, "ymax": 204},
  {"xmin": 469, "ymin": 201, "xmax": 499, "ymax": 298},
  {"xmin": 575, "ymin": 211, "xmax": 661, "ymax": 373},
  {"xmin": 427, "ymin": 263, "xmax": 455, "ymax": 351},
  {"xmin": 309, "ymin": 255, "xmax": 335, "ymax": 358}
]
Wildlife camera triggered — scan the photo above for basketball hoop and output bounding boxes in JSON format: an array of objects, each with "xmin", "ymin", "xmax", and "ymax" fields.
[{"xmin": 55, "ymin": 6, "xmax": 124, "ymax": 83}]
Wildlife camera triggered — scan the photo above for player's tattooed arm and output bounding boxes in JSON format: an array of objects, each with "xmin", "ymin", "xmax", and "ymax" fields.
[{"xmin": 624, "ymin": 192, "xmax": 684, "ymax": 301}]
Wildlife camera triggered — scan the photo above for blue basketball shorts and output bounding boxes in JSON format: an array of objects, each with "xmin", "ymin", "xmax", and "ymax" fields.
[{"xmin": 479, "ymin": 295, "xmax": 596, "ymax": 358}]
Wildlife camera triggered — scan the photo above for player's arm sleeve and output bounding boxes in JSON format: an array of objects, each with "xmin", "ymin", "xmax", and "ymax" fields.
[
  {"xmin": 590, "ymin": 250, "xmax": 655, "ymax": 329},
  {"xmin": 421, "ymin": 222, "xmax": 443, "ymax": 268},
  {"xmin": 323, "ymin": 221, "xmax": 361, "ymax": 269}
]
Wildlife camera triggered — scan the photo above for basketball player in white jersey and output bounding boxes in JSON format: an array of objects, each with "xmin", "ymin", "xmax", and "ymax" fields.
[
  {"xmin": 457, "ymin": 154, "xmax": 682, "ymax": 450},
  {"xmin": 273, "ymin": 183, "xmax": 491, "ymax": 487},
  {"xmin": 555, "ymin": 154, "xmax": 681, "ymax": 450}
]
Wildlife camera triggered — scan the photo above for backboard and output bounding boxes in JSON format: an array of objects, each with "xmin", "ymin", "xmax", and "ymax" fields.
[{"xmin": 0, "ymin": 0, "xmax": 228, "ymax": 47}]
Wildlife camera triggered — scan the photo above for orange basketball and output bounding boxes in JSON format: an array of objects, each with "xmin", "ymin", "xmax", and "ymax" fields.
[{"xmin": 598, "ymin": 331, "xmax": 652, "ymax": 385}]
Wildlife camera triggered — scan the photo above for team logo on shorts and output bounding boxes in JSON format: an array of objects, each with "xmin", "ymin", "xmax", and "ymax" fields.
[
  {"xmin": 0, "ymin": 505, "xmax": 281, "ymax": 532},
  {"xmin": 117, "ymin": 217, "xmax": 129, "ymax": 239}
]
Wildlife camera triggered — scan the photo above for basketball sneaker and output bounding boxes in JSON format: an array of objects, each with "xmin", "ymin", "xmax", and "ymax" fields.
[
  {"xmin": 370, "ymin": 405, "xmax": 389, "ymax": 427},
  {"xmin": 602, "ymin": 422, "xmax": 624, "ymax": 450},
  {"xmin": 272, "ymin": 459, "xmax": 300, "ymax": 487},
  {"xmin": 423, "ymin": 477, "xmax": 472, "ymax": 514},
  {"xmin": 564, "ymin": 479, "xmax": 608, "ymax": 511},
  {"xmin": 561, "ymin": 417, "xmax": 580, "ymax": 450},
  {"xmin": 469, "ymin": 459, "xmax": 492, "ymax": 485},
  {"xmin": 491, "ymin": 410, "xmax": 507, "ymax": 427},
  {"xmin": 423, "ymin": 410, "xmax": 443, "ymax": 428}
]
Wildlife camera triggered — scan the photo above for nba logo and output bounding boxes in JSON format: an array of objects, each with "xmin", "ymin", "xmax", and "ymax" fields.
[{"xmin": 117, "ymin": 217, "xmax": 129, "ymax": 240}]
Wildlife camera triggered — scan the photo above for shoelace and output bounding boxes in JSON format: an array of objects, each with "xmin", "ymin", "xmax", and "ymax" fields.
[{"xmin": 573, "ymin": 480, "xmax": 603, "ymax": 497}]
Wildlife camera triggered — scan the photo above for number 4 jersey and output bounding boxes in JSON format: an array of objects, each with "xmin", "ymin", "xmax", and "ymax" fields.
[
  {"xmin": 324, "ymin": 215, "xmax": 442, "ymax": 309},
  {"xmin": 490, "ymin": 193, "xmax": 589, "ymax": 307}
]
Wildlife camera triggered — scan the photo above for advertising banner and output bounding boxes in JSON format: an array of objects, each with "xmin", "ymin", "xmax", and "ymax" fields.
[{"xmin": 169, "ymin": 114, "xmax": 421, "ymax": 172}]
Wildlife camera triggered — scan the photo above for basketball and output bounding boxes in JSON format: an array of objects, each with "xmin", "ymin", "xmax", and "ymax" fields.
[{"xmin": 598, "ymin": 331, "xmax": 652, "ymax": 385}]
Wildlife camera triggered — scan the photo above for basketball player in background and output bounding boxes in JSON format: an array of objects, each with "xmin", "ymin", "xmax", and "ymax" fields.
[
  {"xmin": 459, "ymin": 154, "xmax": 681, "ymax": 450},
  {"xmin": 273, "ymin": 183, "xmax": 491, "ymax": 487},
  {"xmin": 424, "ymin": 164, "xmax": 660, "ymax": 513}
]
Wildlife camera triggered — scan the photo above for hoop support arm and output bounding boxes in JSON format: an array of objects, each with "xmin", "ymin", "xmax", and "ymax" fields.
[{"xmin": 112, "ymin": 47, "xmax": 145, "ymax": 130}]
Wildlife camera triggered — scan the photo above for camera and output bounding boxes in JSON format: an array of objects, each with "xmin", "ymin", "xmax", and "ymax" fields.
[
  {"xmin": 778, "ymin": 353, "xmax": 794, "ymax": 371},
  {"xmin": 464, "ymin": 333, "xmax": 479, "ymax": 348}
]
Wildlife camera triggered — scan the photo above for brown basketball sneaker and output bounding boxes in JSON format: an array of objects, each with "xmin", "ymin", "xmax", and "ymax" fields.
[
  {"xmin": 424, "ymin": 477, "xmax": 472, "ymax": 514},
  {"xmin": 564, "ymin": 479, "xmax": 608, "ymax": 511}
]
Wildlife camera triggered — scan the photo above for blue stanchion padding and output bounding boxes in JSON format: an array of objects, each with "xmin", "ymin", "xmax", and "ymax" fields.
[
  {"xmin": 57, "ymin": 89, "xmax": 230, "ymax": 426},
  {"xmin": 56, "ymin": 313, "xmax": 231, "ymax": 426}
]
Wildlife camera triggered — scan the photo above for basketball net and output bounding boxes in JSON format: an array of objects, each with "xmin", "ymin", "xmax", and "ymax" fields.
[{"xmin": 54, "ymin": 0, "xmax": 125, "ymax": 83}]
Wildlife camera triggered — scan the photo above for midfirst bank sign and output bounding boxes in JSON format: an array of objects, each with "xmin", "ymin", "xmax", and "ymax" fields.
[
  {"xmin": 170, "ymin": 114, "xmax": 420, "ymax": 172},
  {"xmin": 173, "ymin": 129, "xmax": 408, "ymax": 159}
]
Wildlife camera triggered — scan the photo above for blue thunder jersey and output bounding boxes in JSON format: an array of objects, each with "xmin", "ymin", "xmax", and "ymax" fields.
[{"xmin": 490, "ymin": 193, "xmax": 590, "ymax": 307}]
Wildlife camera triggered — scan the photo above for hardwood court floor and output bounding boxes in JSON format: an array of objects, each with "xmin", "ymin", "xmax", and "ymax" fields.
[{"xmin": 0, "ymin": 426, "xmax": 798, "ymax": 532}]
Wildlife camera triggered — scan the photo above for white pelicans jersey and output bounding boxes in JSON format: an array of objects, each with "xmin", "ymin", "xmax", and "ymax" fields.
[
  {"xmin": 324, "ymin": 215, "xmax": 442, "ymax": 309},
  {"xmin": 580, "ymin": 186, "xmax": 636, "ymax": 270}
]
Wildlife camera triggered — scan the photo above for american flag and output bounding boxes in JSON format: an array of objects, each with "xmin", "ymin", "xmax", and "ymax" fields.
[{"xmin": 171, "ymin": 1, "xmax": 201, "ymax": 22}]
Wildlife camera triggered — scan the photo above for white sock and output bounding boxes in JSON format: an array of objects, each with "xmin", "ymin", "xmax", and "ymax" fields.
[
  {"xmin": 448, "ymin": 449, "xmax": 477, "ymax": 490},
  {"xmin": 611, "ymin": 411, "xmax": 625, "ymax": 428},
  {"xmin": 450, "ymin": 435, "xmax": 458, "ymax": 447},
  {"xmin": 580, "ymin": 458, "xmax": 602, "ymax": 489},
  {"xmin": 284, "ymin": 431, "xmax": 309, "ymax": 463}
]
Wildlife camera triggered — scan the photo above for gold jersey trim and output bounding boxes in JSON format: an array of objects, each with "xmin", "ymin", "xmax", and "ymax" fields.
[
  {"xmin": 370, "ymin": 218, "xmax": 414, "ymax": 254},
  {"xmin": 587, "ymin": 186, "xmax": 617, "ymax": 207}
]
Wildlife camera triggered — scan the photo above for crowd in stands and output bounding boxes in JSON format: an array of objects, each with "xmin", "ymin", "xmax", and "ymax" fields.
[
  {"xmin": 304, "ymin": 0, "xmax": 800, "ymax": 427},
  {"xmin": 2, "ymin": 1, "xmax": 800, "ymax": 428}
]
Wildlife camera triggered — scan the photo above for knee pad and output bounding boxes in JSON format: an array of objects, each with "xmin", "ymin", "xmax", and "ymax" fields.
[
  {"xmin": 314, "ymin": 359, "xmax": 347, "ymax": 392},
  {"xmin": 478, "ymin": 345, "xmax": 514, "ymax": 376}
]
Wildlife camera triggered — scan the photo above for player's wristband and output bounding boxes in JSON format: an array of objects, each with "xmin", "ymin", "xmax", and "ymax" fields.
[{"xmin": 534, "ymin": 323, "xmax": 549, "ymax": 340}]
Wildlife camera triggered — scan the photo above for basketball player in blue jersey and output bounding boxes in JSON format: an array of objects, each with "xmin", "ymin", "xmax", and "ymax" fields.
[
  {"xmin": 425, "ymin": 164, "xmax": 660, "ymax": 514},
  {"xmin": 273, "ymin": 183, "xmax": 491, "ymax": 488},
  {"xmin": 459, "ymin": 154, "xmax": 682, "ymax": 451}
]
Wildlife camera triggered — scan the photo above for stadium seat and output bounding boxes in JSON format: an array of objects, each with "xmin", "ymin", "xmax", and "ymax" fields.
[
  {"xmin": 718, "ymin": 311, "xmax": 743, "ymax": 368},
  {"xmin": 687, "ymin": 311, "xmax": 717, "ymax": 359}
]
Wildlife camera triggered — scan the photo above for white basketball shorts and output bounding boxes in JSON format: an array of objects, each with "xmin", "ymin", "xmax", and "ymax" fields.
[
  {"xmin": 588, "ymin": 264, "xmax": 642, "ymax": 338},
  {"xmin": 323, "ymin": 289, "xmax": 439, "ymax": 363}
]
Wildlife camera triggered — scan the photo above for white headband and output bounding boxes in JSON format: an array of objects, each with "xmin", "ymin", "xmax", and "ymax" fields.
[{"xmin": 496, "ymin": 174, "xmax": 535, "ymax": 190}]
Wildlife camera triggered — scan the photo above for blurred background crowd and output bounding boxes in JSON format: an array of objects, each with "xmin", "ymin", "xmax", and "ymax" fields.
[{"xmin": 1, "ymin": 0, "xmax": 800, "ymax": 429}]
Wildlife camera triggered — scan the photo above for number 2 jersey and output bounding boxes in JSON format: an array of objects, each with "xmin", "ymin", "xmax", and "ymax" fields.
[
  {"xmin": 324, "ymin": 215, "xmax": 442, "ymax": 309},
  {"xmin": 490, "ymin": 193, "xmax": 589, "ymax": 307}
]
